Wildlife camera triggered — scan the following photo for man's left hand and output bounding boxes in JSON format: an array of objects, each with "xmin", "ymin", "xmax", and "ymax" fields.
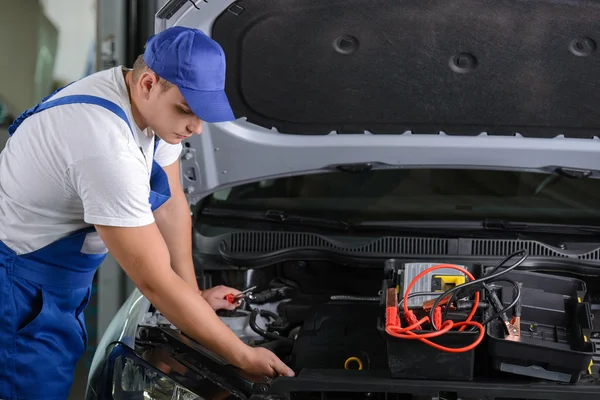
[{"xmin": 201, "ymin": 285, "xmax": 243, "ymax": 311}]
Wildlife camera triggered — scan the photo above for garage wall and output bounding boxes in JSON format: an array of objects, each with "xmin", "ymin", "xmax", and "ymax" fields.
[
  {"xmin": 0, "ymin": 0, "xmax": 58, "ymax": 116},
  {"xmin": 39, "ymin": 0, "xmax": 96, "ymax": 83},
  {"xmin": 1, "ymin": 0, "xmax": 96, "ymax": 147},
  {"xmin": 0, "ymin": 128, "xmax": 8, "ymax": 150}
]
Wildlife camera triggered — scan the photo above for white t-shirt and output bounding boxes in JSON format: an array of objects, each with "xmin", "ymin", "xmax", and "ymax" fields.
[{"xmin": 0, "ymin": 66, "xmax": 182, "ymax": 255}]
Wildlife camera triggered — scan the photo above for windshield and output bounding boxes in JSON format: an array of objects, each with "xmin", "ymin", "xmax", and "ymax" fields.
[{"xmin": 203, "ymin": 169, "xmax": 600, "ymax": 225}]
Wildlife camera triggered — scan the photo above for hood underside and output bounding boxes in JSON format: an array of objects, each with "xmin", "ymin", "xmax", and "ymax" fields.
[{"xmin": 156, "ymin": 0, "xmax": 600, "ymax": 203}]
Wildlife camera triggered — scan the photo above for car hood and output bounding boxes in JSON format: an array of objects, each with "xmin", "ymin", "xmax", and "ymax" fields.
[{"xmin": 155, "ymin": 0, "xmax": 600, "ymax": 204}]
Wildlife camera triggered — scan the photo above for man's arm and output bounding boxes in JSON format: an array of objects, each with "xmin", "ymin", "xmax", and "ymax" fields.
[
  {"xmin": 95, "ymin": 222, "xmax": 294, "ymax": 378},
  {"xmin": 153, "ymin": 158, "xmax": 199, "ymax": 290},
  {"xmin": 154, "ymin": 157, "xmax": 241, "ymax": 310},
  {"xmin": 68, "ymin": 146, "xmax": 293, "ymax": 378}
]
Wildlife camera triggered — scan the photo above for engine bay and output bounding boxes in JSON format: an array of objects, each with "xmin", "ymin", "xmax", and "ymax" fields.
[{"xmin": 135, "ymin": 250, "xmax": 600, "ymax": 399}]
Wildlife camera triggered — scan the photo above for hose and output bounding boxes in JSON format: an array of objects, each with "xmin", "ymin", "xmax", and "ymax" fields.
[{"xmin": 249, "ymin": 309, "xmax": 294, "ymax": 344}]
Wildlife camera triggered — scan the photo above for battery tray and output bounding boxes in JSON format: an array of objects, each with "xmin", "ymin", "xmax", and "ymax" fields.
[{"xmin": 484, "ymin": 269, "xmax": 595, "ymax": 383}]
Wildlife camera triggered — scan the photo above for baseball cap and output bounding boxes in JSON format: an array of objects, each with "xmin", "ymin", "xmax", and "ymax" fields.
[{"xmin": 143, "ymin": 26, "xmax": 235, "ymax": 123}]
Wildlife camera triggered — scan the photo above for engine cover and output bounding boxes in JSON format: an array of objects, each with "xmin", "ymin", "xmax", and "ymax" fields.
[{"xmin": 290, "ymin": 301, "xmax": 387, "ymax": 372}]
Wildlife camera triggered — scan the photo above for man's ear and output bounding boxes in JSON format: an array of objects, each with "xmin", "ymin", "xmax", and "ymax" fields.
[{"xmin": 138, "ymin": 71, "xmax": 160, "ymax": 98}]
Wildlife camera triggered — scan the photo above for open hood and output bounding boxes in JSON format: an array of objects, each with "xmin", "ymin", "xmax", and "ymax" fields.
[{"xmin": 155, "ymin": 0, "xmax": 600, "ymax": 204}]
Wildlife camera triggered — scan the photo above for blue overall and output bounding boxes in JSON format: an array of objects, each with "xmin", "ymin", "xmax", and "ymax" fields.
[{"xmin": 0, "ymin": 88, "xmax": 172, "ymax": 399}]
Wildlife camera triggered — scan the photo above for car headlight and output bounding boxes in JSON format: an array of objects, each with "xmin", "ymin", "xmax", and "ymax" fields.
[{"xmin": 111, "ymin": 353, "xmax": 201, "ymax": 400}]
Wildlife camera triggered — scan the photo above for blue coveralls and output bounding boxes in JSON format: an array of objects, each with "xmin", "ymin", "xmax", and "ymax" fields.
[{"xmin": 0, "ymin": 88, "xmax": 172, "ymax": 399}]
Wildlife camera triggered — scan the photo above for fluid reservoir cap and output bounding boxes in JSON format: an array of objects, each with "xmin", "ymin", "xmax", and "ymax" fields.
[{"xmin": 344, "ymin": 357, "xmax": 363, "ymax": 370}]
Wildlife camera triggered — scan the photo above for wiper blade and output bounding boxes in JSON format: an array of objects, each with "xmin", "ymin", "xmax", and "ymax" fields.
[
  {"xmin": 354, "ymin": 219, "xmax": 600, "ymax": 235},
  {"xmin": 355, "ymin": 220, "xmax": 481, "ymax": 230},
  {"xmin": 263, "ymin": 210, "xmax": 350, "ymax": 231},
  {"xmin": 200, "ymin": 208, "xmax": 350, "ymax": 231},
  {"xmin": 481, "ymin": 219, "xmax": 600, "ymax": 235}
]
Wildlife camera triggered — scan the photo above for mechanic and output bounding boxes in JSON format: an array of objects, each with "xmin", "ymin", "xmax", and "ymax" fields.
[{"xmin": 0, "ymin": 26, "xmax": 293, "ymax": 400}]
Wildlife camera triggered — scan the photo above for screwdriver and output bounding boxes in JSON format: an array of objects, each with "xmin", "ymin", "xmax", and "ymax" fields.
[{"xmin": 225, "ymin": 285, "xmax": 257, "ymax": 304}]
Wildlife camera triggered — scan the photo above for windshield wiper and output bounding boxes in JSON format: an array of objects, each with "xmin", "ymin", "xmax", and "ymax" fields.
[
  {"xmin": 354, "ymin": 218, "xmax": 600, "ymax": 235},
  {"xmin": 481, "ymin": 219, "xmax": 600, "ymax": 235},
  {"xmin": 200, "ymin": 208, "xmax": 350, "ymax": 231},
  {"xmin": 201, "ymin": 209, "xmax": 600, "ymax": 236}
]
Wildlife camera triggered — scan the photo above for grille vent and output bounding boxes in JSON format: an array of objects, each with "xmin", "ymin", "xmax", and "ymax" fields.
[
  {"xmin": 226, "ymin": 232, "xmax": 449, "ymax": 255},
  {"xmin": 229, "ymin": 232, "xmax": 331, "ymax": 253},
  {"xmin": 578, "ymin": 248, "xmax": 600, "ymax": 260},
  {"xmin": 470, "ymin": 239, "xmax": 568, "ymax": 258},
  {"xmin": 219, "ymin": 232, "xmax": 600, "ymax": 261}
]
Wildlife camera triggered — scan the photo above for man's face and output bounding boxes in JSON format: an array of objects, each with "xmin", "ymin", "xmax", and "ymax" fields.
[{"xmin": 136, "ymin": 72, "xmax": 203, "ymax": 144}]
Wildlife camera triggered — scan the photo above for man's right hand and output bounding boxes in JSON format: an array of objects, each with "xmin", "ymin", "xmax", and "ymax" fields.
[{"xmin": 239, "ymin": 347, "xmax": 295, "ymax": 378}]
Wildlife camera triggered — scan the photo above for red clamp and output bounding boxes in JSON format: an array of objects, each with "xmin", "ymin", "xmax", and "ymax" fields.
[
  {"xmin": 433, "ymin": 306, "xmax": 443, "ymax": 329},
  {"xmin": 405, "ymin": 310, "xmax": 422, "ymax": 330}
]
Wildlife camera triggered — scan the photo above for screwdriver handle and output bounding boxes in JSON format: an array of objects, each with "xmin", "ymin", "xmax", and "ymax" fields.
[
  {"xmin": 225, "ymin": 294, "xmax": 237, "ymax": 304},
  {"xmin": 224, "ymin": 286, "xmax": 256, "ymax": 304}
]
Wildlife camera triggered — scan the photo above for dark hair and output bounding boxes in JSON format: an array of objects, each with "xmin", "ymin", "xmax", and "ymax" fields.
[{"xmin": 131, "ymin": 54, "xmax": 173, "ymax": 90}]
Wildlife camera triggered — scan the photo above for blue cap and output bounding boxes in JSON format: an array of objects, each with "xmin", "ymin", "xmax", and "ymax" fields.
[{"xmin": 143, "ymin": 26, "xmax": 235, "ymax": 123}]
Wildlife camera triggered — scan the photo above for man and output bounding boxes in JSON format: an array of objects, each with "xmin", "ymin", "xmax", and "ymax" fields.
[{"xmin": 0, "ymin": 26, "xmax": 293, "ymax": 400}]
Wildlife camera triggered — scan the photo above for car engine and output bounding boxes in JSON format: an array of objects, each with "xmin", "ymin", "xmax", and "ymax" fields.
[{"xmin": 212, "ymin": 252, "xmax": 600, "ymax": 385}]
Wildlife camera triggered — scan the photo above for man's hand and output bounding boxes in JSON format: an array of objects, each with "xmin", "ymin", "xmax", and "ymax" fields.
[
  {"xmin": 239, "ymin": 347, "xmax": 295, "ymax": 379},
  {"xmin": 202, "ymin": 285, "xmax": 242, "ymax": 311}
]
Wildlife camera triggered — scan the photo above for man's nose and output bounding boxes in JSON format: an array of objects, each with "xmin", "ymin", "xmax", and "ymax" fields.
[{"xmin": 187, "ymin": 118, "xmax": 203, "ymax": 135}]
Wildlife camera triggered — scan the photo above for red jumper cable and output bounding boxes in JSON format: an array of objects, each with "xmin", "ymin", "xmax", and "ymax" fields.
[{"xmin": 385, "ymin": 264, "xmax": 485, "ymax": 353}]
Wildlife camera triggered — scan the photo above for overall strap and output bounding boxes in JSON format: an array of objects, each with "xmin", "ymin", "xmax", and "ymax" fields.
[
  {"xmin": 8, "ymin": 82, "xmax": 74, "ymax": 135},
  {"xmin": 34, "ymin": 95, "xmax": 134, "ymax": 136},
  {"xmin": 9, "ymin": 89, "xmax": 163, "ymax": 156},
  {"xmin": 8, "ymin": 91, "xmax": 170, "ymax": 212}
]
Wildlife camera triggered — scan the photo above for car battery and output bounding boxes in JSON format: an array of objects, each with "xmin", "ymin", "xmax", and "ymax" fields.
[{"xmin": 380, "ymin": 260, "xmax": 478, "ymax": 381}]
